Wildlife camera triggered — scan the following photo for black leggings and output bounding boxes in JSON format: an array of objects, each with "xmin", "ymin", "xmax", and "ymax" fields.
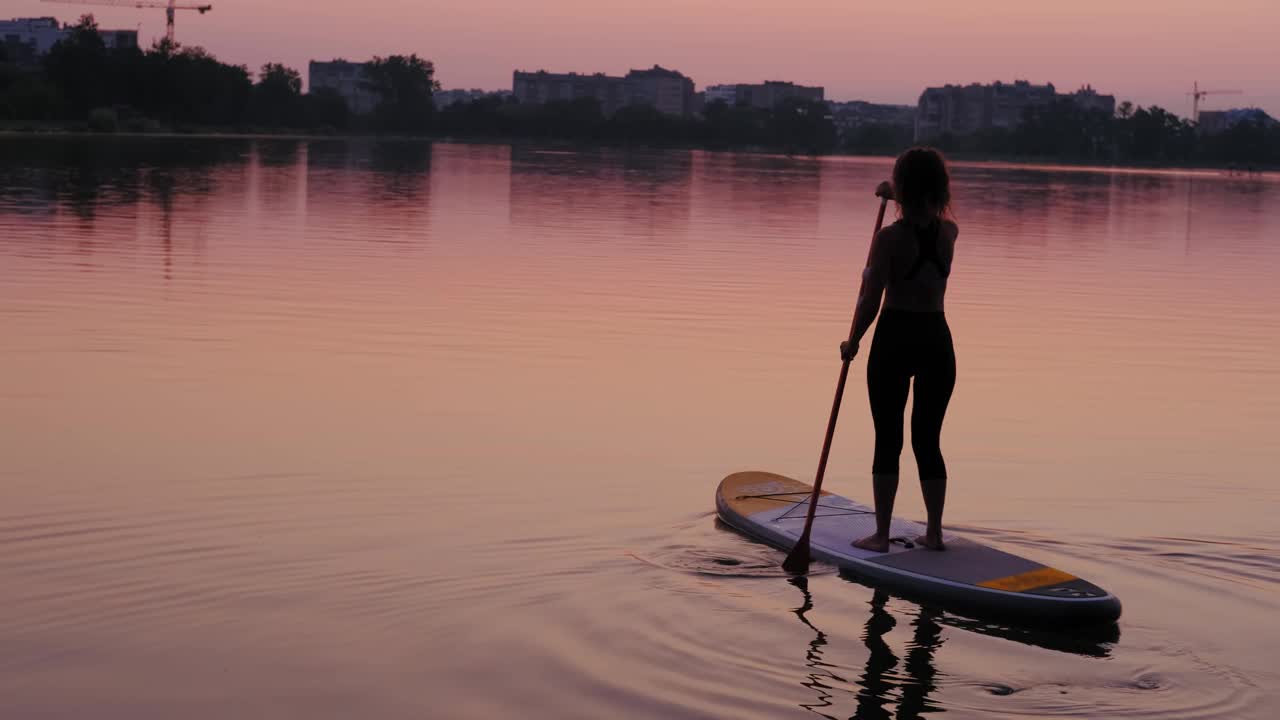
[{"xmin": 866, "ymin": 309, "xmax": 956, "ymax": 478}]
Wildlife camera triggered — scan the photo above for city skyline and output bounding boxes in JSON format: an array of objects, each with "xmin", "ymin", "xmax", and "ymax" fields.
[{"xmin": 7, "ymin": 0, "xmax": 1278, "ymax": 118}]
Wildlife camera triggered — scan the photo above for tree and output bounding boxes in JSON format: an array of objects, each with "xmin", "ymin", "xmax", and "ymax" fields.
[
  {"xmin": 43, "ymin": 14, "xmax": 109, "ymax": 118},
  {"xmin": 0, "ymin": 74, "xmax": 63, "ymax": 122},
  {"xmin": 249, "ymin": 62, "xmax": 303, "ymax": 127},
  {"xmin": 302, "ymin": 87, "xmax": 350, "ymax": 131},
  {"xmin": 361, "ymin": 54, "xmax": 440, "ymax": 134},
  {"xmin": 1123, "ymin": 106, "xmax": 1194, "ymax": 162},
  {"xmin": 843, "ymin": 123, "xmax": 913, "ymax": 155},
  {"xmin": 135, "ymin": 42, "xmax": 251, "ymax": 127},
  {"xmin": 772, "ymin": 98, "xmax": 838, "ymax": 154},
  {"xmin": 701, "ymin": 99, "xmax": 770, "ymax": 147},
  {"xmin": 607, "ymin": 103, "xmax": 692, "ymax": 143},
  {"xmin": 436, "ymin": 95, "xmax": 514, "ymax": 137}
]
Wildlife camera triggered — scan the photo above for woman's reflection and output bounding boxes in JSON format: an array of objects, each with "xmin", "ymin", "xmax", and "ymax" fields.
[
  {"xmin": 790, "ymin": 579, "xmax": 944, "ymax": 720},
  {"xmin": 789, "ymin": 577, "xmax": 1116, "ymax": 718}
]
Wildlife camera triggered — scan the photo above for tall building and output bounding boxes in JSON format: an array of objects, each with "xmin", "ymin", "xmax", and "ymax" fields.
[
  {"xmin": 988, "ymin": 80, "xmax": 1056, "ymax": 130},
  {"xmin": 828, "ymin": 101, "xmax": 916, "ymax": 136},
  {"xmin": 309, "ymin": 60, "xmax": 377, "ymax": 115},
  {"xmin": 1197, "ymin": 108, "xmax": 1277, "ymax": 135},
  {"xmin": 1067, "ymin": 85, "xmax": 1117, "ymax": 116},
  {"xmin": 745, "ymin": 81, "xmax": 825, "ymax": 109},
  {"xmin": 915, "ymin": 80, "xmax": 1116, "ymax": 142},
  {"xmin": 915, "ymin": 83, "xmax": 991, "ymax": 139},
  {"xmin": 704, "ymin": 84, "xmax": 738, "ymax": 106},
  {"xmin": 513, "ymin": 65, "xmax": 695, "ymax": 116},
  {"xmin": 701, "ymin": 80, "xmax": 825, "ymax": 109},
  {"xmin": 623, "ymin": 65, "xmax": 695, "ymax": 116},
  {"xmin": 1, "ymin": 17, "xmax": 67, "ymax": 57},
  {"xmin": 0, "ymin": 17, "xmax": 137, "ymax": 64},
  {"xmin": 512, "ymin": 70, "xmax": 628, "ymax": 115}
]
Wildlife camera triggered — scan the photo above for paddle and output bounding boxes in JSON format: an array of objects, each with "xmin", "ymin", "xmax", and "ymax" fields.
[{"xmin": 782, "ymin": 182, "xmax": 893, "ymax": 575}]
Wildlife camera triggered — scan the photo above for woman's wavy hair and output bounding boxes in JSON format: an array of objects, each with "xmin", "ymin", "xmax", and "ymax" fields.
[{"xmin": 892, "ymin": 147, "xmax": 951, "ymax": 223}]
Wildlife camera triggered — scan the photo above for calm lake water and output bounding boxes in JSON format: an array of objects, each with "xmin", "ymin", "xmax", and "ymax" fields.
[{"xmin": 2, "ymin": 137, "xmax": 1278, "ymax": 719}]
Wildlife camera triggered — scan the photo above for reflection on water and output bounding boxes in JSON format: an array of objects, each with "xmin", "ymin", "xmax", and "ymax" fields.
[
  {"xmin": 1, "ymin": 138, "xmax": 1277, "ymax": 719},
  {"xmin": 793, "ymin": 581, "xmax": 947, "ymax": 720},
  {"xmin": 790, "ymin": 576, "xmax": 1119, "ymax": 720}
]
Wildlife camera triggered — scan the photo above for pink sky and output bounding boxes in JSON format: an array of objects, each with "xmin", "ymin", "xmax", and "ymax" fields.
[{"xmin": 11, "ymin": 0, "xmax": 1279, "ymax": 116}]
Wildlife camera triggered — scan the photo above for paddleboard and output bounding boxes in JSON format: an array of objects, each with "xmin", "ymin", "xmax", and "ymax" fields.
[{"xmin": 716, "ymin": 471, "xmax": 1121, "ymax": 624}]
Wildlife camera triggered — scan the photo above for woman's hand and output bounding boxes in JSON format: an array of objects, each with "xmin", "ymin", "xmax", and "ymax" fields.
[
  {"xmin": 840, "ymin": 340, "xmax": 859, "ymax": 362},
  {"xmin": 875, "ymin": 181, "xmax": 894, "ymax": 200}
]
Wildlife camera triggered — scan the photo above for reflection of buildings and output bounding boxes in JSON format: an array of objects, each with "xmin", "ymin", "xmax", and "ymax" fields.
[
  {"xmin": 915, "ymin": 81, "xmax": 1116, "ymax": 141},
  {"xmin": 0, "ymin": 16, "xmax": 138, "ymax": 65},
  {"xmin": 308, "ymin": 59, "xmax": 377, "ymax": 114},
  {"xmin": 512, "ymin": 65, "xmax": 696, "ymax": 116}
]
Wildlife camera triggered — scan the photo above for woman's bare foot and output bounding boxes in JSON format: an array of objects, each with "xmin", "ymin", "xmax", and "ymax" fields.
[
  {"xmin": 852, "ymin": 533, "xmax": 890, "ymax": 553},
  {"xmin": 914, "ymin": 534, "xmax": 946, "ymax": 551}
]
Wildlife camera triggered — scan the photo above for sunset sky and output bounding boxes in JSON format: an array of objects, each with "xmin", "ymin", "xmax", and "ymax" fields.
[{"xmin": 11, "ymin": 0, "xmax": 1278, "ymax": 117}]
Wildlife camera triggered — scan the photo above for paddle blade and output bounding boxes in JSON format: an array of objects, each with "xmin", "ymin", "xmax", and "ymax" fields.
[{"xmin": 781, "ymin": 536, "xmax": 811, "ymax": 574}]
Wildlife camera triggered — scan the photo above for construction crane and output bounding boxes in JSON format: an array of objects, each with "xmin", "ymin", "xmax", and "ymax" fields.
[
  {"xmin": 1187, "ymin": 82, "xmax": 1243, "ymax": 122},
  {"xmin": 42, "ymin": 0, "xmax": 212, "ymax": 44}
]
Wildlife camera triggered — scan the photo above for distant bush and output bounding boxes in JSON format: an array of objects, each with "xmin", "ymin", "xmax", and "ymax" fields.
[{"xmin": 88, "ymin": 106, "xmax": 118, "ymax": 132}]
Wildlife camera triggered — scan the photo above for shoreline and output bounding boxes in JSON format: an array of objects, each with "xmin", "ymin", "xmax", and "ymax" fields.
[{"xmin": 1, "ymin": 128, "xmax": 1275, "ymax": 175}]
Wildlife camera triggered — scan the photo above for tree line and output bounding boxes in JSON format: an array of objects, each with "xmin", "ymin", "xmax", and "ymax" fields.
[
  {"xmin": 0, "ymin": 15, "xmax": 427, "ymax": 134},
  {"xmin": 2, "ymin": 15, "xmax": 1277, "ymax": 166},
  {"xmin": 927, "ymin": 99, "xmax": 1279, "ymax": 168},
  {"xmin": 433, "ymin": 95, "xmax": 839, "ymax": 154}
]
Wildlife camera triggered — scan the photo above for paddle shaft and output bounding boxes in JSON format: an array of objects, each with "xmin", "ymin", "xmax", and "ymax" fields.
[{"xmin": 784, "ymin": 194, "xmax": 890, "ymax": 572}]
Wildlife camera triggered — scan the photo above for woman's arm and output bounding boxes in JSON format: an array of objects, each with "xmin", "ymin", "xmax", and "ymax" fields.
[{"xmin": 841, "ymin": 227, "xmax": 892, "ymax": 359}]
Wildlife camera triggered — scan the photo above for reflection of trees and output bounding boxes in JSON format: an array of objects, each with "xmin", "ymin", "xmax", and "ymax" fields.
[
  {"xmin": 255, "ymin": 140, "xmax": 300, "ymax": 167},
  {"xmin": 368, "ymin": 141, "xmax": 432, "ymax": 205},
  {"xmin": 0, "ymin": 137, "xmax": 238, "ymax": 221},
  {"xmin": 0, "ymin": 136, "xmax": 243, "ymax": 278},
  {"xmin": 507, "ymin": 147, "xmax": 693, "ymax": 241},
  {"xmin": 618, "ymin": 150, "xmax": 693, "ymax": 238},
  {"xmin": 304, "ymin": 140, "xmax": 432, "ymax": 204},
  {"xmin": 249, "ymin": 140, "xmax": 305, "ymax": 214},
  {"xmin": 697, "ymin": 152, "xmax": 823, "ymax": 242},
  {"xmin": 301, "ymin": 140, "xmax": 432, "ymax": 245},
  {"xmin": 370, "ymin": 140, "xmax": 433, "ymax": 174}
]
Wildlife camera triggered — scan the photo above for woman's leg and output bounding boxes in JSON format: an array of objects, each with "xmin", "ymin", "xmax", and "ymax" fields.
[
  {"xmin": 910, "ymin": 333, "xmax": 956, "ymax": 550},
  {"xmin": 854, "ymin": 333, "xmax": 910, "ymax": 552}
]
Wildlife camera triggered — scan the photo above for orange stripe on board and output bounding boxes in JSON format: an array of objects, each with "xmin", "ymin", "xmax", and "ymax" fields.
[{"xmin": 978, "ymin": 567, "xmax": 1077, "ymax": 593}]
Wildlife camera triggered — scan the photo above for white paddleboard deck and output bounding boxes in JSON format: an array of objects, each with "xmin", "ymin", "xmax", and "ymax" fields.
[{"xmin": 717, "ymin": 471, "xmax": 1121, "ymax": 624}]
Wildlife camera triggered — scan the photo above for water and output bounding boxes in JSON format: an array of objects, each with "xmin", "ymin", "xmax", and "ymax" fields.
[{"xmin": 1, "ymin": 137, "xmax": 1277, "ymax": 719}]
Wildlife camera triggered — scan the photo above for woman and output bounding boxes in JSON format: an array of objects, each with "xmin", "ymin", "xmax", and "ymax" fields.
[{"xmin": 840, "ymin": 148, "xmax": 957, "ymax": 553}]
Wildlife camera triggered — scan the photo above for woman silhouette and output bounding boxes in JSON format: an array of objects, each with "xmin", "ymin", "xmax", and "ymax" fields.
[{"xmin": 841, "ymin": 148, "xmax": 957, "ymax": 553}]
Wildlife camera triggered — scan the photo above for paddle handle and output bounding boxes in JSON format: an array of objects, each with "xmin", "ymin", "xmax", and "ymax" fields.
[{"xmin": 784, "ymin": 191, "xmax": 890, "ymax": 571}]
